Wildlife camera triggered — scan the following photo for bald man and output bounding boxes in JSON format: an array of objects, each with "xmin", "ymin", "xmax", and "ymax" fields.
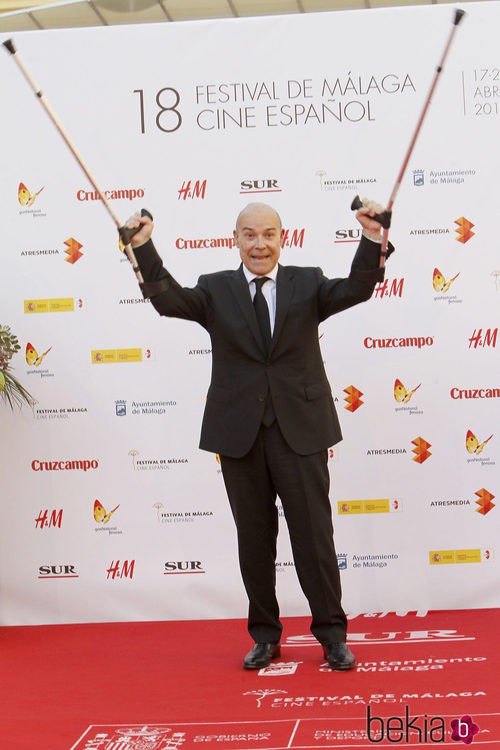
[{"xmin": 125, "ymin": 200, "xmax": 393, "ymax": 671}]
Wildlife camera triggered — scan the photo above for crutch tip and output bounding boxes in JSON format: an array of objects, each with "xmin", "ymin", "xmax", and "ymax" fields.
[{"xmin": 2, "ymin": 39, "xmax": 16, "ymax": 54}]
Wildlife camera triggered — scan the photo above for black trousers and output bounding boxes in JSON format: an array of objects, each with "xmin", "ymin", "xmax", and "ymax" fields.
[{"xmin": 220, "ymin": 421, "xmax": 347, "ymax": 645}]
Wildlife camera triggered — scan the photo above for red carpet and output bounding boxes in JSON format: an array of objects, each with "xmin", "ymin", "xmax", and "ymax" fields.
[{"xmin": 1, "ymin": 609, "xmax": 499, "ymax": 749}]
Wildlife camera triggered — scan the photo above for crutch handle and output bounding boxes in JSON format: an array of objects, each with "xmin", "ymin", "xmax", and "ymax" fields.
[
  {"xmin": 351, "ymin": 195, "xmax": 392, "ymax": 229},
  {"xmin": 118, "ymin": 208, "xmax": 153, "ymax": 246}
]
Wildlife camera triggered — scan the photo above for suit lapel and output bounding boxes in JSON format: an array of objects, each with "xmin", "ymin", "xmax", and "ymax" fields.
[
  {"xmin": 271, "ymin": 265, "xmax": 294, "ymax": 354},
  {"xmin": 229, "ymin": 264, "xmax": 295, "ymax": 356},
  {"xmin": 229, "ymin": 266, "xmax": 263, "ymax": 350}
]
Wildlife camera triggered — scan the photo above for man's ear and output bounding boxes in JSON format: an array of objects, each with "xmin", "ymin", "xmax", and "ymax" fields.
[{"xmin": 233, "ymin": 229, "xmax": 239, "ymax": 246}]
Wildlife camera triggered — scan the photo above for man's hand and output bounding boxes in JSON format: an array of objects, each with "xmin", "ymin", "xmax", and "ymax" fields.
[
  {"xmin": 355, "ymin": 198, "xmax": 387, "ymax": 242},
  {"xmin": 124, "ymin": 211, "xmax": 154, "ymax": 248}
]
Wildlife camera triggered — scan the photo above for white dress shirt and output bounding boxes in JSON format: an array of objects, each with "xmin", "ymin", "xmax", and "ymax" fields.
[{"xmin": 242, "ymin": 264, "xmax": 278, "ymax": 335}]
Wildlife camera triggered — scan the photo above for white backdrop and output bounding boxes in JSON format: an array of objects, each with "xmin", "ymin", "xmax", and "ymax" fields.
[{"xmin": 0, "ymin": 1, "xmax": 498, "ymax": 626}]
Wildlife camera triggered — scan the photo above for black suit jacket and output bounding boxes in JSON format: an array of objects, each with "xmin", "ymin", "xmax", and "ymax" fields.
[{"xmin": 135, "ymin": 235, "xmax": 390, "ymax": 458}]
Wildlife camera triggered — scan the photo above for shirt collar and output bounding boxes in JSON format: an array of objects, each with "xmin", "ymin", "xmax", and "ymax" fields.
[{"xmin": 242, "ymin": 264, "xmax": 278, "ymax": 285}]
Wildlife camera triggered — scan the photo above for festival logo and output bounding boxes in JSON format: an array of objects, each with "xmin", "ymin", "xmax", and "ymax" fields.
[
  {"xmin": 316, "ymin": 169, "xmax": 377, "ymax": 192},
  {"xmin": 32, "ymin": 403, "xmax": 88, "ymax": 421},
  {"xmin": 411, "ymin": 437, "xmax": 431, "ymax": 464},
  {"xmin": 63, "ymin": 237, "xmax": 83, "ymax": 264},
  {"xmin": 129, "ymin": 449, "xmax": 188, "ymax": 471},
  {"xmin": 275, "ymin": 560, "xmax": 295, "ymax": 574},
  {"xmin": 244, "ymin": 689, "xmax": 288, "ymax": 708},
  {"xmin": 475, "ymin": 488, "xmax": 495, "ymax": 516},
  {"xmin": 343, "ymin": 385, "xmax": 363, "ymax": 412},
  {"xmin": 152, "ymin": 502, "xmax": 213, "ymax": 525}
]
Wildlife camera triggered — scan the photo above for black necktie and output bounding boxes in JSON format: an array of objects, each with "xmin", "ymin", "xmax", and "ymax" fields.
[
  {"xmin": 253, "ymin": 277, "xmax": 272, "ymax": 354},
  {"xmin": 253, "ymin": 277, "xmax": 275, "ymax": 426}
]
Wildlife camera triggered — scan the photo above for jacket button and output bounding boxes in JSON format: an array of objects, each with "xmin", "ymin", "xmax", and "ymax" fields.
[{"xmin": 258, "ymin": 396, "xmax": 265, "ymax": 402}]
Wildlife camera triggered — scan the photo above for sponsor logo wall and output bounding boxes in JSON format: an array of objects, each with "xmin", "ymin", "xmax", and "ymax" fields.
[{"xmin": 0, "ymin": 2, "xmax": 498, "ymax": 625}]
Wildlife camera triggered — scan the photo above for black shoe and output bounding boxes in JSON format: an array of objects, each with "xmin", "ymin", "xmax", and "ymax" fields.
[
  {"xmin": 243, "ymin": 642, "xmax": 281, "ymax": 670},
  {"xmin": 323, "ymin": 642, "xmax": 356, "ymax": 671}
]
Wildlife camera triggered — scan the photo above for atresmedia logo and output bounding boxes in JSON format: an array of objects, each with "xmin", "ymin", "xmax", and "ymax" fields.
[{"xmin": 367, "ymin": 706, "xmax": 480, "ymax": 744}]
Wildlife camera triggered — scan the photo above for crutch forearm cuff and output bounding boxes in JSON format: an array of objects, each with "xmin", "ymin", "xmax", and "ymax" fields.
[{"xmin": 140, "ymin": 278, "xmax": 171, "ymax": 299}]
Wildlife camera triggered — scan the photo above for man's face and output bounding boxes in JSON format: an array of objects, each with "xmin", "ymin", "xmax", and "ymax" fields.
[{"xmin": 234, "ymin": 204, "xmax": 283, "ymax": 276}]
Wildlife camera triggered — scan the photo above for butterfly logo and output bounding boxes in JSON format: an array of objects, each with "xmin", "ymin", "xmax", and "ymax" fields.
[
  {"xmin": 18, "ymin": 182, "xmax": 44, "ymax": 207},
  {"xmin": 394, "ymin": 378, "xmax": 421, "ymax": 404},
  {"xmin": 466, "ymin": 430, "xmax": 493, "ymax": 455},
  {"xmin": 26, "ymin": 342, "xmax": 52, "ymax": 367},
  {"xmin": 93, "ymin": 500, "xmax": 120, "ymax": 524},
  {"xmin": 433, "ymin": 268, "xmax": 460, "ymax": 293}
]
